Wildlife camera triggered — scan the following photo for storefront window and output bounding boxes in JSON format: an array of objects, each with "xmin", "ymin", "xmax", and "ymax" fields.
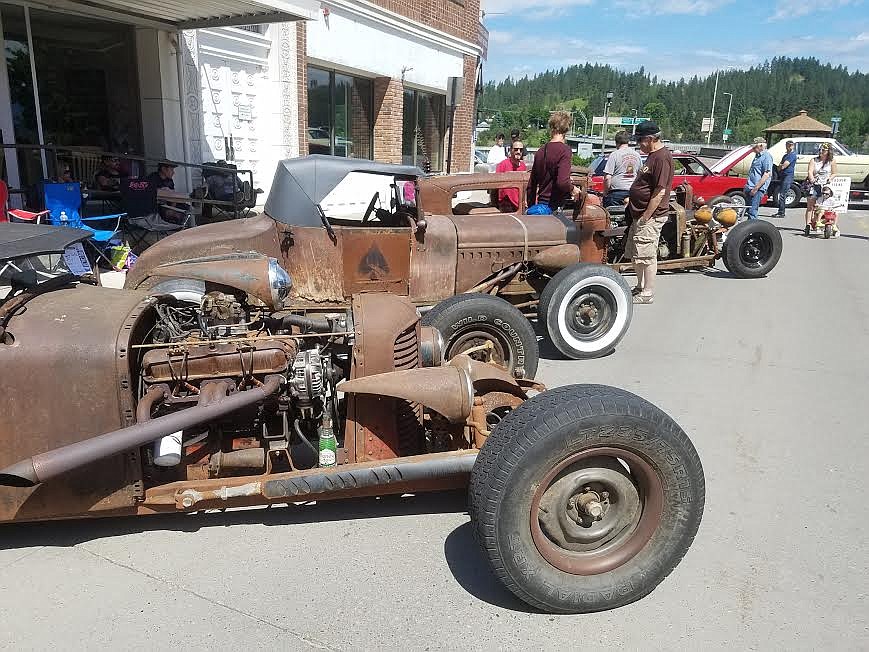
[
  {"xmin": 307, "ymin": 65, "xmax": 372, "ymax": 160},
  {"xmin": 0, "ymin": 3, "xmax": 141, "ymax": 190},
  {"xmin": 401, "ymin": 88, "xmax": 445, "ymax": 172}
]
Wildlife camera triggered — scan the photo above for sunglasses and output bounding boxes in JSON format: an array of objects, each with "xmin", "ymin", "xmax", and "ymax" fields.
[{"xmin": 511, "ymin": 147, "xmax": 523, "ymax": 151}]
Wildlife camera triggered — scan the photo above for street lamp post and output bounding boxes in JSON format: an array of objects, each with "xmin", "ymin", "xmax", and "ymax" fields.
[
  {"xmin": 631, "ymin": 108, "xmax": 638, "ymax": 136},
  {"xmin": 707, "ymin": 69, "xmax": 719, "ymax": 145},
  {"xmin": 601, "ymin": 91, "xmax": 613, "ymax": 152},
  {"xmin": 578, "ymin": 110, "xmax": 588, "ymax": 135},
  {"xmin": 722, "ymin": 92, "xmax": 733, "ymax": 142}
]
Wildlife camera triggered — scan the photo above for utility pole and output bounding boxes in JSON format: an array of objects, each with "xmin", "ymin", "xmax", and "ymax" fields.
[
  {"xmin": 631, "ymin": 108, "xmax": 638, "ymax": 136},
  {"xmin": 722, "ymin": 92, "xmax": 733, "ymax": 142},
  {"xmin": 601, "ymin": 91, "xmax": 613, "ymax": 153},
  {"xmin": 707, "ymin": 69, "xmax": 719, "ymax": 145}
]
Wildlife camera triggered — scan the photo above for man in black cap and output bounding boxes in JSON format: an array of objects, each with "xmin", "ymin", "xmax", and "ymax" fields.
[
  {"xmin": 625, "ymin": 121, "xmax": 673, "ymax": 304},
  {"xmin": 146, "ymin": 161, "xmax": 178, "ymax": 190}
]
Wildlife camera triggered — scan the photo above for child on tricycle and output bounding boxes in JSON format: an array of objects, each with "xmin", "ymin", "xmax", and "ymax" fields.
[{"xmin": 807, "ymin": 185, "xmax": 844, "ymax": 239}]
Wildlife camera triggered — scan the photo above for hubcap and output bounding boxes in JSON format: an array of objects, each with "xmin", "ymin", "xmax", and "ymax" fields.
[
  {"xmin": 531, "ymin": 447, "xmax": 663, "ymax": 576},
  {"xmin": 564, "ymin": 287, "xmax": 616, "ymax": 341},
  {"xmin": 740, "ymin": 232, "xmax": 773, "ymax": 269}
]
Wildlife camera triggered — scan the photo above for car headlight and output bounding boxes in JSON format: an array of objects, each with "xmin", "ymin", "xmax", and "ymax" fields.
[{"xmin": 267, "ymin": 258, "xmax": 292, "ymax": 308}]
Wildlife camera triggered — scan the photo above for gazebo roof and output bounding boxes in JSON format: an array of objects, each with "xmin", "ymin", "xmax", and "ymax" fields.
[{"xmin": 764, "ymin": 110, "xmax": 831, "ymax": 134}]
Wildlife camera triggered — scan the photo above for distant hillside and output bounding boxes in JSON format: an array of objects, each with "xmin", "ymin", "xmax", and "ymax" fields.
[{"xmin": 479, "ymin": 57, "xmax": 869, "ymax": 150}]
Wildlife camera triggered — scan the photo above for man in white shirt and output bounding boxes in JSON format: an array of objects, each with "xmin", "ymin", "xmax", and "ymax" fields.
[
  {"xmin": 603, "ymin": 130, "xmax": 642, "ymax": 208},
  {"xmin": 487, "ymin": 133, "xmax": 507, "ymax": 167}
]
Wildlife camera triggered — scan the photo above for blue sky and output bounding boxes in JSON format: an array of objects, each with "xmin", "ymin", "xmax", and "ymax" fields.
[{"xmin": 481, "ymin": 0, "xmax": 869, "ymax": 83}]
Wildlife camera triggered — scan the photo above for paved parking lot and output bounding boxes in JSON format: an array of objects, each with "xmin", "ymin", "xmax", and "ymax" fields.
[{"xmin": 2, "ymin": 207, "xmax": 868, "ymax": 650}]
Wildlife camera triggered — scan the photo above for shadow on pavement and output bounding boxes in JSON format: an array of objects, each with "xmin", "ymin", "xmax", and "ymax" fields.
[
  {"xmin": 0, "ymin": 489, "xmax": 470, "ymax": 550},
  {"xmin": 443, "ymin": 521, "xmax": 535, "ymax": 612}
]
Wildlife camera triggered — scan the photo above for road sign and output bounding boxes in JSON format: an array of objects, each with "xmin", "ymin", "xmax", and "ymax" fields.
[
  {"xmin": 701, "ymin": 117, "xmax": 714, "ymax": 133},
  {"xmin": 723, "ymin": 128, "xmax": 732, "ymax": 135},
  {"xmin": 831, "ymin": 115, "xmax": 842, "ymax": 136},
  {"xmin": 722, "ymin": 134, "xmax": 729, "ymax": 142},
  {"xmin": 619, "ymin": 116, "xmax": 648, "ymax": 125}
]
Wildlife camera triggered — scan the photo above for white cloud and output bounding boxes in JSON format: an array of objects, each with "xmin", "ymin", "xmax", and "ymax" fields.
[
  {"xmin": 769, "ymin": 0, "xmax": 862, "ymax": 21},
  {"xmin": 615, "ymin": 0, "xmax": 729, "ymax": 15},
  {"xmin": 487, "ymin": 29, "xmax": 512, "ymax": 45}
]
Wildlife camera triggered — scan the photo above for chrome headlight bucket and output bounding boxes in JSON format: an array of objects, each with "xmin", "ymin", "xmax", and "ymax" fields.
[{"xmin": 267, "ymin": 258, "xmax": 292, "ymax": 309}]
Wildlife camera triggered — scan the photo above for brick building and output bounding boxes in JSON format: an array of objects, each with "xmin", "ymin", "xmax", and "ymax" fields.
[
  {"xmin": 0, "ymin": 1, "xmax": 487, "ymax": 204},
  {"xmin": 300, "ymin": 0, "xmax": 487, "ymax": 174}
]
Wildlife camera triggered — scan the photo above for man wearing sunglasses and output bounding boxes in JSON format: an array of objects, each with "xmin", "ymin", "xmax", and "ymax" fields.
[{"xmin": 495, "ymin": 140, "xmax": 527, "ymax": 212}]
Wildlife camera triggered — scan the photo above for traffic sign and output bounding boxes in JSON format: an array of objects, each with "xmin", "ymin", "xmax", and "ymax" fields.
[
  {"xmin": 723, "ymin": 128, "xmax": 732, "ymax": 135},
  {"xmin": 722, "ymin": 134, "xmax": 729, "ymax": 142}
]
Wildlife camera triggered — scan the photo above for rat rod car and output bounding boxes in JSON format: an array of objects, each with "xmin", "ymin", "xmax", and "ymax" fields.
[
  {"xmin": 0, "ymin": 237, "xmax": 705, "ymax": 614},
  {"xmin": 125, "ymin": 156, "xmax": 637, "ymax": 377},
  {"xmin": 442, "ymin": 163, "xmax": 782, "ymax": 279}
]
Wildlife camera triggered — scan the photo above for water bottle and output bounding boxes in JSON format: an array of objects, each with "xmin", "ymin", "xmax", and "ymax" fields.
[
  {"xmin": 59, "ymin": 210, "xmax": 68, "ymax": 226},
  {"xmin": 318, "ymin": 416, "xmax": 337, "ymax": 467}
]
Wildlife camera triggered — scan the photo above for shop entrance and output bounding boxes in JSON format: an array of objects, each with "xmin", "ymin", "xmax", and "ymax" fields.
[{"xmin": 0, "ymin": 3, "xmax": 141, "ymax": 193}]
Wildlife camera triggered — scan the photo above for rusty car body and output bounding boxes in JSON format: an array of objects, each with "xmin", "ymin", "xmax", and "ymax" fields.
[
  {"xmin": 125, "ymin": 156, "xmax": 635, "ymax": 368},
  {"xmin": 0, "ymin": 233, "xmax": 705, "ymax": 614}
]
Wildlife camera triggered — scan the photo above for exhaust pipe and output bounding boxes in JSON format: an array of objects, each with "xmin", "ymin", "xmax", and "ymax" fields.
[{"xmin": 0, "ymin": 376, "xmax": 283, "ymax": 488}]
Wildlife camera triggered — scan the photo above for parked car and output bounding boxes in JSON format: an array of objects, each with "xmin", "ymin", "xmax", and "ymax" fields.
[
  {"xmin": 0, "ymin": 241, "xmax": 705, "ymax": 614},
  {"xmin": 587, "ymin": 146, "xmax": 764, "ymax": 207},
  {"xmin": 126, "ymin": 156, "xmax": 637, "ymax": 373},
  {"xmin": 731, "ymin": 137, "xmax": 869, "ymax": 190}
]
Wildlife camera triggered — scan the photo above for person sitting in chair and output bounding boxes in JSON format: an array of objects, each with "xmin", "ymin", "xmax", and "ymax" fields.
[
  {"xmin": 147, "ymin": 161, "xmax": 190, "ymax": 224},
  {"xmin": 94, "ymin": 155, "xmax": 121, "ymax": 190},
  {"xmin": 146, "ymin": 161, "xmax": 177, "ymax": 190}
]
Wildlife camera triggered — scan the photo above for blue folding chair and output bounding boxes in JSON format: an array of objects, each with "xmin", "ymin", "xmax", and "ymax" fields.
[{"xmin": 43, "ymin": 182, "xmax": 126, "ymax": 268}]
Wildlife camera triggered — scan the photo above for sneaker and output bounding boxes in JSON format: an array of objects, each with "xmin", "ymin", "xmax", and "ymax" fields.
[
  {"xmin": 631, "ymin": 286, "xmax": 643, "ymax": 296},
  {"xmin": 633, "ymin": 294, "xmax": 654, "ymax": 304},
  {"xmin": 774, "ymin": 213, "xmax": 786, "ymax": 218}
]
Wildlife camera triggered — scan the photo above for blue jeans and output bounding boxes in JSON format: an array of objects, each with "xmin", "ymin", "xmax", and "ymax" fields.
[
  {"xmin": 744, "ymin": 185, "xmax": 765, "ymax": 219},
  {"xmin": 777, "ymin": 177, "xmax": 793, "ymax": 215}
]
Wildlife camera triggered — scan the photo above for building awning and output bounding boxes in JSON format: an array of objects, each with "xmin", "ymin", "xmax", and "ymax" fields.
[{"xmin": 23, "ymin": 0, "xmax": 320, "ymax": 30}]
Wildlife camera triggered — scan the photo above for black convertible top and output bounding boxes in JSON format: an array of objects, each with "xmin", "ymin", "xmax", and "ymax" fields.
[
  {"xmin": 0, "ymin": 223, "xmax": 92, "ymax": 262},
  {"xmin": 264, "ymin": 155, "xmax": 424, "ymax": 227}
]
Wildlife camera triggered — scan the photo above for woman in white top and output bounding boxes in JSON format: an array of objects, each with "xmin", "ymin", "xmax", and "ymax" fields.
[{"xmin": 804, "ymin": 143, "xmax": 838, "ymax": 234}]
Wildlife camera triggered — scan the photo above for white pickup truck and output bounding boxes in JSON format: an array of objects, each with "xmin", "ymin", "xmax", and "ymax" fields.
[{"xmin": 733, "ymin": 137, "xmax": 869, "ymax": 188}]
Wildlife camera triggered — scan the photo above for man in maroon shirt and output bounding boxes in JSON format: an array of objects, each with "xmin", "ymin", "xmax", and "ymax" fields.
[
  {"xmin": 625, "ymin": 121, "xmax": 674, "ymax": 304},
  {"xmin": 526, "ymin": 111, "xmax": 580, "ymax": 213},
  {"xmin": 495, "ymin": 139, "xmax": 527, "ymax": 212}
]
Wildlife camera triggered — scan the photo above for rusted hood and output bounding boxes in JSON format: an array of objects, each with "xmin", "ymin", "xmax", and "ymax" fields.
[{"xmin": 125, "ymin": 214, "xmax": 280, "ymax": 290}]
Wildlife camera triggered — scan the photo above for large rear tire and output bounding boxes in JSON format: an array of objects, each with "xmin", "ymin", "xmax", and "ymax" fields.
[
  {"xmin": 469, "ymin": 385, "xmax": 705, "ymax": 613},
  {"xmin": 723, "ymin": 220, "xmax": 783, "ymax": 278},
  {"xmin": 539, "ymin": 264, "xmax": 632, "ymax": 360},
  {"xmin": 421, "ymin": 293, "xmax": 539, "ymax": 379}
]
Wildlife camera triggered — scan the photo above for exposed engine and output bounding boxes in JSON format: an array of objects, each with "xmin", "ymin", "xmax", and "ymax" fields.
[{"xmin": 137, "ymin": 289, "xmax": 366, "ymax": 484}]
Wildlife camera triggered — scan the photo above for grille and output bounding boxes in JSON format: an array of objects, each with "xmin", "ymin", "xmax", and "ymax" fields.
[{"xmin": 394, "ymin": 324, "xmax": 423, "ymax": 454}]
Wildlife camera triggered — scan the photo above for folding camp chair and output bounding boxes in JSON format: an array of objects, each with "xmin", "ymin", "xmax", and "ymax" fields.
[
  {"xmin": 0, "ymin": 180, "xmax": 50, "ymax": 224},
  {"xmin": 43, "ymin": 182, "xmax": 126, "ymax": 269},
  {"xmin": 120, "ymin": 178, "xmax": 193, "ymax": 252}
]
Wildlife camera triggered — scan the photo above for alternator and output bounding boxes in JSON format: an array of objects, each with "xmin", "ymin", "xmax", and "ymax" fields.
[{"xmin": 291, "ymin": 348, "xmax": 325, "ymax": 417}]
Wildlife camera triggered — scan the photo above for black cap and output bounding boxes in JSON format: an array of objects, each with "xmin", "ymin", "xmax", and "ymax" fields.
[
  {"xmin": 634, "ymin": 121, "xmax": 660, "ymax": 138},
  {"xmin": 158, "ymin": 161, "xmax": 178, "ymax": 169}
]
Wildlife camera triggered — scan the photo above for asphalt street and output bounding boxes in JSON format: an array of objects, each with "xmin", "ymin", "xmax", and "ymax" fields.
[{"xmin": 2, "ymin": 205, "xmax": 868, "ymax": 650}]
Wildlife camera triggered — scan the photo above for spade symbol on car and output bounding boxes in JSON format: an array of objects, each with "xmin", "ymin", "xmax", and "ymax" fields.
[{"xmin": 359, "ymin": 244, "xmax": 390, "ymax": 280}]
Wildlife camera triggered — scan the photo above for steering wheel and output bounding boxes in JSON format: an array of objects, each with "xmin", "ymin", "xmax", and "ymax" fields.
[{"xmin": 362, "ymin": 191, "xmax": 380, "ymax": 223}]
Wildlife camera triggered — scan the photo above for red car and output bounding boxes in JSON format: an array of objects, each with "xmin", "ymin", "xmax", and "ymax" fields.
[{"xmin": 588, "ymin": 145, "xmax": 764, "ymax": 206}]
